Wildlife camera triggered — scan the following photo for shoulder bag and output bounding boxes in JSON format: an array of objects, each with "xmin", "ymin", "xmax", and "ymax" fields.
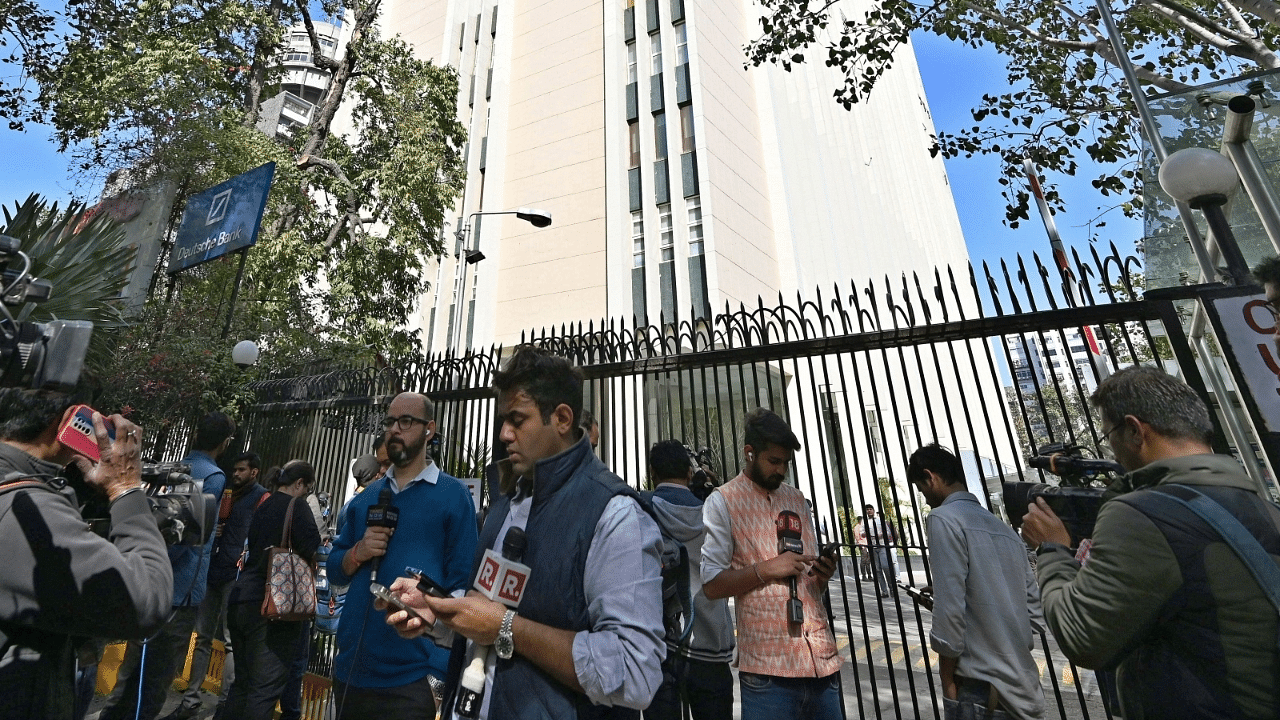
[{"xmin": 261, "ymin": 496, "xmax": 316, "ymax": 621}]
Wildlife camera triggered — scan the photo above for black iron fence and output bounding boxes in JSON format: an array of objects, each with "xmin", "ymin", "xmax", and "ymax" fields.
[{"xmin": 225, "ymin": 244, "xmax": 1258, "ymax": 720}]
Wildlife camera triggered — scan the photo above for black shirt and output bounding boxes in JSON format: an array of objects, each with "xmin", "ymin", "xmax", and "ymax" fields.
[{"xmin": 232, "ymin": 491, "xmax": 320, "ymax": 605}]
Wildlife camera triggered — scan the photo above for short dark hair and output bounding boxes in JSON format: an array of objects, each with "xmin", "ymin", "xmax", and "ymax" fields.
[
  {"xmin": 743, "ymin": 407, "xmax": 800, "ymax": 454},
  {"xmin": 649, "ymin": 440, "xmax": 692, "ymax": 481},
  {"xmin": 580, "ymin": 409, "xmax": 597, "ymax": 430},
  {"xmin": 492, "ymin": 346, "xmax": 583, "ymax": 427},
  {"xmin": 864, "ymin": 504, "xmax": 875, "ymax": 512},
  {"xmin": 906, "ymin": 443, "xmax": 965, "ymax": 486},
  {"xmin": 1090, "ymin": 366, "xmax": 1212, "ymax": 444},
  {"xmin": 0, "ymin": 389, "xmax": 78, "ymax": 443},
  {"xmin": 193, "ymin": 411, "xmax": 236, "ymax": 452},
  {"xmin": 232, "ymin": 451, "xmax": 260, "ymax": 470},
  {"xmin": 372, "ymin": 434, "xmax": 385, "ymax": 452},
  {"xmin": 277, "ymin": 459, "xmax": 316, "ymax": 489},
  {"xmin": 1254, "ymin": 255, "xmax": 1280, "ymax": 288}
]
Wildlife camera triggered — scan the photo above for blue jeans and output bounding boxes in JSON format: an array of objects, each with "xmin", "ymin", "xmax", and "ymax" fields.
[{"xmin": 740, "ymin": 671, "xmax": 842, "ymax": 720}]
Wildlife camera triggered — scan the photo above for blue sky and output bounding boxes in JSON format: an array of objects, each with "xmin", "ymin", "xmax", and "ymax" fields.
[{"xmin": 0, "ymin": 29, "xmax": 1142, "ymax": 271}]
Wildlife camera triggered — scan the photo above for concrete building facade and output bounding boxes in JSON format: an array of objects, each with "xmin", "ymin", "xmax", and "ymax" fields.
[{"xmin": 380, "ymin": 0, "xmax": 972, "ymax": 352}]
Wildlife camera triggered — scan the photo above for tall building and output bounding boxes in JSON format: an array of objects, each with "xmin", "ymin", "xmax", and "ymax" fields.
[
  {"xmin": 1005, "ymin": 329, "xmax": 1100, "ymax": 397},
  {"xmin": 380, "ymin": 0, "xmax": 972, "ymax": 352},
  {"xmin": 256, "ymin": 20, "xmax": 352, "ymax": 141}
]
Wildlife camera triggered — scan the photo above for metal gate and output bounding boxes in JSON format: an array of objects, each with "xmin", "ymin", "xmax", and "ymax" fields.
[{"xmin": 238, "ymin": 245, "xmax": 1248, "ymax": 720}]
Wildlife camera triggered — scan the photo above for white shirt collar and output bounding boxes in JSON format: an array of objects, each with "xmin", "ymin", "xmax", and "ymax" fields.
[{"xmin": 383, "ymin": 460, "xmax": 440, "ymax": 493}]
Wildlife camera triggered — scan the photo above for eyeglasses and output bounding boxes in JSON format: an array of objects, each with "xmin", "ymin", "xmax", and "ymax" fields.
[
  {"xmin": 1263, "ymin": 300, "xmax": 1280, "ymax": 321},
  {"xmin": 1099, "ymin": 423, "xmax": 1125, "ymax": 448},
  {"xmin": 382, "ymin": 415, "xmax": 429, "ymax": 431}
]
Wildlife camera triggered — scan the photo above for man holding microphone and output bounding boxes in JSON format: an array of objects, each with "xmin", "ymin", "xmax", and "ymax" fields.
[{"xmin": 383, "ymin": 346, "xmax": 665, "ymax": 719}]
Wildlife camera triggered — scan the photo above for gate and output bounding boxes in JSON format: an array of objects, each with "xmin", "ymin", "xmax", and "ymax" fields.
[{"xmin": 239, "ymin": 245, "xmax": 1254, "ymax": 720}]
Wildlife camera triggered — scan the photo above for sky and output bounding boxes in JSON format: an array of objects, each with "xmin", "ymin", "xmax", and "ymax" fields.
[{"xmin": 0, "ymin": 28, "xmax": 1144, "ymax": 272}]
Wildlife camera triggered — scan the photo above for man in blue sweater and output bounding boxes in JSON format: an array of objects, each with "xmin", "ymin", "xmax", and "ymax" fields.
[
  {"xmin": 328, "ymin": 392, "xmax": 478, "ymax": 720},
  {"xmin": 101, "ymin": 411, "xmax": 236, "ymax": 720}
]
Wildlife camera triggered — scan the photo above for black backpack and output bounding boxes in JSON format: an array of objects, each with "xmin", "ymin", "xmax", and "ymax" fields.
[{"xmin": 636, "ymin": 491, "xmax": 696, "ymax": 649}]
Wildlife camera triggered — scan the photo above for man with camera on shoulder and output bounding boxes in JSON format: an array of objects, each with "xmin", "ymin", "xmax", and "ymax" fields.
[
  {"xmin": 1022, "ymin": 366, "xmax": 1280, "ymax": 718},
  {"xmin": 0, "ymin": 388, "xmax": 173, "ymax": 720}
]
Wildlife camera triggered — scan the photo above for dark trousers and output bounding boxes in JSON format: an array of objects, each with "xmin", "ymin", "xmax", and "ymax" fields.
[
  {"xmin": 332, "ymin": 674, "xmax": 437, "ymax": 720},
  {"xmin": 644, "ymin": 654, "xmax": 733, "ymax": 720},
  {"xmin": 222, "ymin": 603, "xmax": 302, "ymax": 720},
  {"xmin": 279, "ymin": 619, "xmax": 312, "ymax": 720},
  {"xmin": 100, "ymin": 606, "xmax": 200, "ymax": 720}
]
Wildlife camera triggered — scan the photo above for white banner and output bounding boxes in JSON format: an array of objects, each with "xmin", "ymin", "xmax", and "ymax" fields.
[{"xmin": 1211, "ymin": 293, "xmax": 1280, "ymax": 433}]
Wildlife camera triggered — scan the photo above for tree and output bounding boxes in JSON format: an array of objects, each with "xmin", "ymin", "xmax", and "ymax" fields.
[
  {"xmin": 747, "ymin": 0, "xmax": 1280, "ymax": 224},
  {"xmin": 0, "ymin": 0, "xmax": 57, "ymax": 128},
  {"xmin": 40, "ymin": 0, "xmax": 467, "ymax": 360}
]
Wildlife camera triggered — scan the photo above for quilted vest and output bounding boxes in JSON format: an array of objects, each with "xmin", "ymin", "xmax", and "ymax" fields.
[{"xmin": 719, "ymin": 474, "xmax": 842, "ymax": 678}]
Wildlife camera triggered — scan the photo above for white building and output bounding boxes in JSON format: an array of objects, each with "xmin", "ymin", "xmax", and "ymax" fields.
[
  {"xmin": 1005, "ymin": 329, "xmax": 1099, "ymax": 397},
  {"xmin": 378, "ymin": 0, "xmax": 972, "ymax": 352},
  {"xmin": 256, "ymin": 20, "xmax": 353, "ymax": 141}
]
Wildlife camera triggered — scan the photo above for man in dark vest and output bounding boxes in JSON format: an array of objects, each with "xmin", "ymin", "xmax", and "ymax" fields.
[
  {"xmin": 386, "ymin": 346, "xmax": 665, "ymax": 719},
  {"xmin": 1023, "ymin": 366, "xmax": 1280, "ymax": 718}
]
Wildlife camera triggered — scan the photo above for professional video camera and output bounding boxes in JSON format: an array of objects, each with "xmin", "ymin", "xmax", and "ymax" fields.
[
  {"xmin": 687, "ymin": 446, "xmax": 722, "ymax": 502},
  {"xmin": 74, "ymin": 461, "xmax": 216, "ymax": 548},
  {"xmin": 0, "ymin": 235, "xmax": 93, "ymax": 391},
  {"xmin": 1003, "ymin": 443, "xmax": 1123, "ymax": 545}
]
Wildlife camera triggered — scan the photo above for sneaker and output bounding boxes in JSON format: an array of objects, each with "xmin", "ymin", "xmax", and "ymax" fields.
[{"xmin": 159, "ymin": 705, "xmax": 200, "ymax": 720}]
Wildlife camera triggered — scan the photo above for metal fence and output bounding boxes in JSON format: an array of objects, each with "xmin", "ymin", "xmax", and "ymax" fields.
[{"xmin": 232, "ymin": 244, "xmax": 1254, "ymax": 720}]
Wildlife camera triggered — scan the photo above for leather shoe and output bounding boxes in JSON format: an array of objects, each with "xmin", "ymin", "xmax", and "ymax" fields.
[{"xmin": 160, "ymin": 705, "xmax": 200, "ymax": 720}]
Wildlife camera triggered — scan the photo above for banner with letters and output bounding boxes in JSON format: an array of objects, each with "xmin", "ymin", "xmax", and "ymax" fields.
[
  {"xmin": 1203, "ymin": 286, "xmax": 1280, "ymax": 478},
  {"xmin": 167, "ymin": 162, "xmax": 276, "ymax": 274}
]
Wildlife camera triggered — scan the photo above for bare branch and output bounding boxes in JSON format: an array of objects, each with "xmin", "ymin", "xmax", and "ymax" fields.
[{"xmin": 291, "ymin": 0, "xmax": 340, "ymax": 72}]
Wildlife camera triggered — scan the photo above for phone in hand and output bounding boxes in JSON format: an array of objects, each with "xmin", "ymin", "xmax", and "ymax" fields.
[
  {"xmin": 409, "ymin": 569, "xmax": 450, "ymax": 600},
  {"xmin": 819, "ymin": 542, "xmax": 841, "ymax": 559},
  {"xmin": 370, "ymin": 582, "xmax": 432, "ymax": 627},
  {"xmin": 56, "ymin": 405, "xmax": 114, "ymax": 462}
]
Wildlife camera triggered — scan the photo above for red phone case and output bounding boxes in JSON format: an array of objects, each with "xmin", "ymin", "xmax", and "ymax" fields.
[{"xmin": 57, "ymin": 405, "xmax": 102, "ymax": 462}]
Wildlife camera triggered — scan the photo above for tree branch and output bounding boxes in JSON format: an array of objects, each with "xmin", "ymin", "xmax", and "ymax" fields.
[
  {"xmin": 1139, "ymin": 0, "xmax": 1255, "ymax": 46},
  {"xmin": 291, "ymin": 0, "xmax": 340, "ymax": 71}
]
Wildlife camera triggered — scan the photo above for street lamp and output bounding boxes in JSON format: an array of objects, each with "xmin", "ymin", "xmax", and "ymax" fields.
[
  {"xmin": 232, "ymin": 339, "xmax": 260, "ymax": 369},
  {"xmin": 1158, "ymin": 147, "xmax": 1252, "ymax": 285},
  {"xmin": 449, "ymin": 208, "xmax": 553, "ymax": 353}
]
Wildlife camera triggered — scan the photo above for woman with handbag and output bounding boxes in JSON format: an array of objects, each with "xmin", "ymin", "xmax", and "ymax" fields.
[{"xmin": 223, "ymin": 460, "xmax": 322, "ymax": 720}]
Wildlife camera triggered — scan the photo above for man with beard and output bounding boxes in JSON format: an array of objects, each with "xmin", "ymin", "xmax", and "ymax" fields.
[
  {"xmin": 327, "ymin": 392, "xmax": 478, "ymax": 720},
  {"xmin": 701, "ymin": 408, "xmax": 843, "ymax": 719},
  {"xmin": 163, "ymin": 452, "xmax": 270, "ymax": 720}
]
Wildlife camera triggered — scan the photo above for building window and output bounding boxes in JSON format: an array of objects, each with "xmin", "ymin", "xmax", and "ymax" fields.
[
  {"xmin": 866, "ymin": 408, "xmax": 882, "ymax": 455},
  {"xmin": 676, "ymin": 24, "xmax": 688, "ymax": 65},
  {"xmin": 629, "ymin": 123, "xmax": 640, "ymax": 168},
  {"xmin": 650, "ymin": 33, "xmax": 662, "ymax": 74},
  {"xmin": 686, "ymin": 197, "xmax": 702, "ymax": 254},
  {"xmin": 679, "ymin": 104, "xmax": 694, "ymax": 152},
  {"xmin": 632, "ymin": 211, "xmax": 645, "ymax": 267},
  {"xmin": 659, "ymin": 205, "xmax": 673, "ymax": 261},
  {"xmin": 628, "ymin": 43, "xmax": 637, "ymax": 84},
  {"xmin": 654, "ymin": 112, "xmax": 667, "ymax": 160}
]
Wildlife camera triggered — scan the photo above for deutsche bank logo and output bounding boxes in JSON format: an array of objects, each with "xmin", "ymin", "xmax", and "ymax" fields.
[{"xmin": 206, "ymin": 189, "xmax": 233, "ymax": 226}]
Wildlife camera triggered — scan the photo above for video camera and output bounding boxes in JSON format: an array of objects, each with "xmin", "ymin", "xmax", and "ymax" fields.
[
  {"xmin": 0, "ymin": 234, "xmax": 93, "ymax": 391},
  {"xmin": 77, "ymin": 462, "xmax": 215, "ymax": 546},
  {"xmin": 1003, "ymin": 443, "xmax": 1122, "ymax": 545},
  {"xmin": 687, "ymin": 446, "xmax": 721, "ymax": 502}
]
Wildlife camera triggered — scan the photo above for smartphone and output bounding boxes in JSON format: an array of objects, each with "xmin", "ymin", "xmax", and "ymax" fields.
[
  {"xmin": 407, "ymin": 568, "xmax": 450, "ymax": 599},
  {"xmin": 819, "ymin": 542, "xmax": 841, "ymax": 559},
  {"xmin": 56, "ymin": 405, "xmax": 114, "ymax": 462},
  {"xmin": 370, "ymin": 582, "xmax": 432, "ymax": 627}
]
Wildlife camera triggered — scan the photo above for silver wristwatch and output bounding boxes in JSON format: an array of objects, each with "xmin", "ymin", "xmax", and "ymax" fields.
[{"xmin": 495, "ymin": 609, "xmax": 516, "ymax": 660}]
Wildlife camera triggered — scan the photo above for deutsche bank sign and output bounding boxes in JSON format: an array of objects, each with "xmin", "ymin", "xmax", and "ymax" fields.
[{"xmin": 167, "ymin": 162, "xmax": 276, "ymax": 274}]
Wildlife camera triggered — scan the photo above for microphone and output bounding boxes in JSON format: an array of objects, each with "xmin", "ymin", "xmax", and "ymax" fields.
[
  {"xmin": 457, "ymin": 527, "xmax": 529, "ymax": 718},
  {"xmin": 365, "ymin": 487, "xmax": 399, "ymax": 584},
  {"xmin": 777, "ymin": 510, "xmax": 804, "ymax": 624}
]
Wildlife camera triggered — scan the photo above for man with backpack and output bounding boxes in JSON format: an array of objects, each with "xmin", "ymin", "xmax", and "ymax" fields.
[
  {"xmin": 1023, "ymin": 366, "xmax": 1280, "ymax": 718},
  {"xmin": 642, "ymin": 441, "xmax": 734, "ymax": 720}
]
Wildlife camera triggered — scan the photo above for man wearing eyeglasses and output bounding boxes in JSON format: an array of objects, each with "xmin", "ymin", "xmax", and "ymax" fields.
[
  {"xmin": 327, "ymin": 392, "xmax": 479, "ymax": 720},
  {"xmin": 1022, "ymin": 367, "xmax": 1280, "ymax": 719}
]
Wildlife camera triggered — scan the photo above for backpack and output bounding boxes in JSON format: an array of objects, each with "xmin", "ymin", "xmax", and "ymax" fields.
[
  {"xmin": 636, "ymin": 491, "xmax": 696, "ymax": 649},
  {"xmin": 313, "ymin": 541, "xmax": 344, "ymax": 634}
]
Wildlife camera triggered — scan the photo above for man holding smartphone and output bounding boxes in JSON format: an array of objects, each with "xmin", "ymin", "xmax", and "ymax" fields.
[
  {"xmin": 701, "ymin": 408, "xmax": 842, "ymax": 719},
  {"xmin": 0, "ymin": 389, "xmax": 172, "ymax": 720}
]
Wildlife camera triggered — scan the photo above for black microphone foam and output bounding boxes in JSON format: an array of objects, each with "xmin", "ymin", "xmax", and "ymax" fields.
[
  {"xmin": 502, "ymin": 526, "xmax": 527, "ymax": 562},
  {"xmin": 367, "ymin": 487, "xmax": 398, "ymax": 583}
]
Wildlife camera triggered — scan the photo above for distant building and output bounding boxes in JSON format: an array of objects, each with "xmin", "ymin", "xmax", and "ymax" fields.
[{"xmin": 256, "ymin": 20, "xmax": 352, "ymax": 141}]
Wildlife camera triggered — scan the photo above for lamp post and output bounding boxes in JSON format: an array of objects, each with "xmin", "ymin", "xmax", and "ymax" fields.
[
  {"xmin": 232, "ymin": 339, "xmax": 259, "ymax": 369},
  {"xmin": 449, "ymin": 208, "xmax": 553, "ymax": 353},
  {"xmin": 1159, "ymin": 147, "xmax": 1253, "ymax": 285}
]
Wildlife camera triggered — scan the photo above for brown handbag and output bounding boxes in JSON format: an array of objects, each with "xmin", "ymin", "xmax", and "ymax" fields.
[{"xmin": 261, "ymin": 496, "xmax": 316, "ymax": 621}]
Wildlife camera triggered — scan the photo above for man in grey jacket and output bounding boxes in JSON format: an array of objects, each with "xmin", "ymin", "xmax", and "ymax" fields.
[
  {"xmin": 909, "ymin": 443, "xmax": 1044, "ymax": 720},
  {"xmin": 643, "ymin": 440, "xmax": 734, "ymax": 720},
  {"xmin": 0, "ymin": 389, "xmax": 172, "ymax": 720}
]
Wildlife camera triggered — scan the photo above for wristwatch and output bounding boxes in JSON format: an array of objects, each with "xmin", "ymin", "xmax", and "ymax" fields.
[
  {"xmin": 496, "ymin": 609, "xmax": 516, "ymax": 660},
  {"xmin": 1036, "ymin": 541, "xmax": 1071, "ymax": 556}
]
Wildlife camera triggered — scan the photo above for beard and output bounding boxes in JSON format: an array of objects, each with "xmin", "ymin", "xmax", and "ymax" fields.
[
  {"xmin": 387, "ymin": 434, "xmax": 427, "ymax": 467},
  {"xmin": 747, "ymin": 458, "xmax": 785, "ymax": 491}
]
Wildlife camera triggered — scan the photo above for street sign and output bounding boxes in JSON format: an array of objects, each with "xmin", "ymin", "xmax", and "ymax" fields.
[{"xmin": 167, "ymin": 162, "xmax": 276, "ymax": 274}]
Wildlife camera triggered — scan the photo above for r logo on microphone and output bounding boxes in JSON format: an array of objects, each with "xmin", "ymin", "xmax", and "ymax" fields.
[
  {"xmin": 476, "ymin": 555, "xmax": 502, "ymax": 594},
  {"xmin": 497, "ymin": 568, "xmax": 528, "ymax": 604}
]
